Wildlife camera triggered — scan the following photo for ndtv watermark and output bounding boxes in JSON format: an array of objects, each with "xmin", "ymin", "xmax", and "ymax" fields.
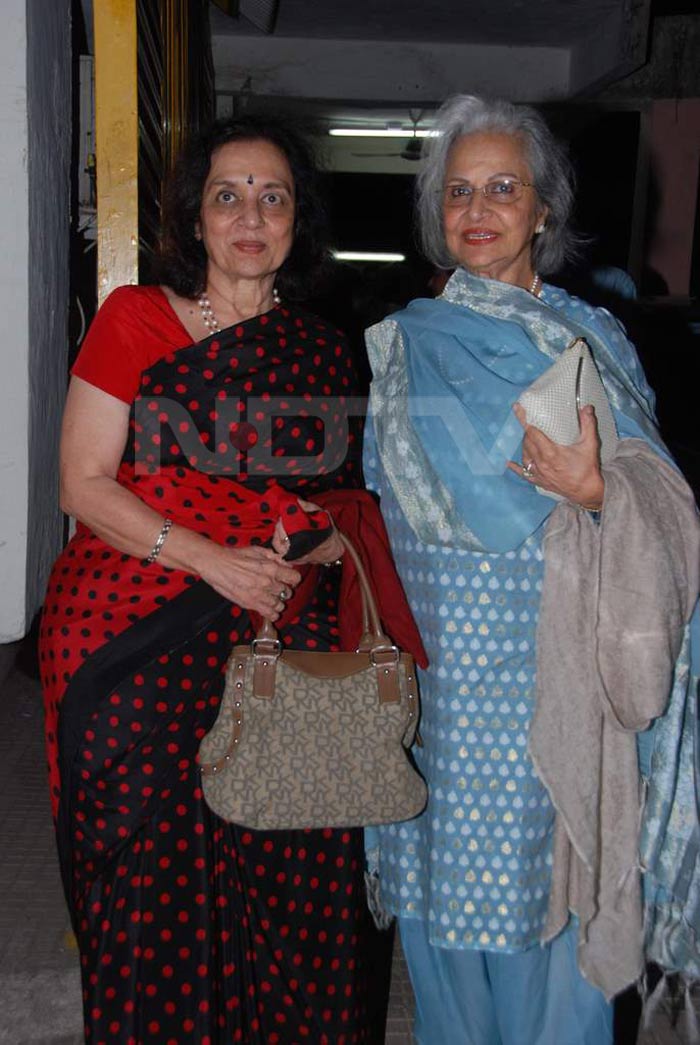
[{"xmin": 134, "ymin": 395, "xmax": 521, "ymax": 477}]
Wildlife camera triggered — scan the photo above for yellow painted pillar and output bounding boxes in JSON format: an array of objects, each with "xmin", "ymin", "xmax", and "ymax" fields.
[
  {"xmin": 93, "ymin": 0, "xmax": 139, "ymax": 305},
  {"xmin": 164, "ymin": 0, "xmax": 189, "ymax": 172}
]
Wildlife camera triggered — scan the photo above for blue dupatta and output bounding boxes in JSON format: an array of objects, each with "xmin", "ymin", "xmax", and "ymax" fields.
[{"xmin": 366, "ymin": 267, "xmax": 663, "ymax": 553}]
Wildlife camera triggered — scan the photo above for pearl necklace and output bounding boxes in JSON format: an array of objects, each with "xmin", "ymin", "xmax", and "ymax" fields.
[
  {"xmin": 198, "ymin": 295, "xmax": 221, "ymax": 334},
  {"xmin": 529, "ymin": 272, "xmax": 542, "ymax": 297},
  {"xmin": 198, "ymin": 287, "xmax": 281, "ymax": 335}
]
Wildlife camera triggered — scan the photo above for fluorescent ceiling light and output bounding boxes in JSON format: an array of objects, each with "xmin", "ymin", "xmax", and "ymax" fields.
[
  {"xmin": 329, "ymin": 128, "xmax": 431, "ymax": 138},
  {"xmin": 333, "ymin": 251, "xmax": 406, "ymax": 263}
]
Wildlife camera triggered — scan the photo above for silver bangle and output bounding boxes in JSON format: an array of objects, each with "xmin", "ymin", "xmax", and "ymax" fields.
[{"xmin": 145, "ymin": 517, "xmax": 173, "ymax": 564}]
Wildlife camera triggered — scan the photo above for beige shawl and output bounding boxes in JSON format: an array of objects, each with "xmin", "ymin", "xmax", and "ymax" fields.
[{"xmin": 529, "ymin": 439, "xmax": 700, "ymax": 999}]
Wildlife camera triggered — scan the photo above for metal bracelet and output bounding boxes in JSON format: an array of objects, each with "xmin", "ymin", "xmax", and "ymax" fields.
[{"xmin": 145, "ymin": 517, "xmax": 173, "ymax": 564}]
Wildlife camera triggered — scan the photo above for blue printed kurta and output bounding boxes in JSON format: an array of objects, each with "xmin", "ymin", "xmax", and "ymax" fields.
[{"xmin": 364, "ymin": 441, "xmax": 554, "ymax": 952}]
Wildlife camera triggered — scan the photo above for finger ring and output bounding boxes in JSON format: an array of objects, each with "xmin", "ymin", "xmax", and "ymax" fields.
[
  {"xmin": 522, "ymin": 461, "xmax": 535, "ymax": 478},
  {"xmin": 279, "ymin": 588, "xmax": 289, "ymax": 601}
]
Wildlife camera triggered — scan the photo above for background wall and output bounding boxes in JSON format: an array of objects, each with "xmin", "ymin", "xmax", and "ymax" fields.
[
  {"xmin": 0, "ymin": 0, "xmax": 70, "ymax": 642},
  {"xmin": 647, "ymin": 99, "xmax": 700, "ymax": 295},
  {"xmin": 0, "ymin": 0, "xmax": 31, "ymax": 642},
  {"xmin": 26, "ymin": 0, "xmax": 71, "ymax": 630}
]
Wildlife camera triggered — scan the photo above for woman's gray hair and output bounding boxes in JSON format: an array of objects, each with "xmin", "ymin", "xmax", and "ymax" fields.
[{"xmin": 416, "ymin": 94, "xmax": 579, "ymax": 275}]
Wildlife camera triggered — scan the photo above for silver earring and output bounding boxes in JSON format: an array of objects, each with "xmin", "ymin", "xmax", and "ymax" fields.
[{"xmin": 535, "ymin": 223, "xmax": 546, "ymax": 235}]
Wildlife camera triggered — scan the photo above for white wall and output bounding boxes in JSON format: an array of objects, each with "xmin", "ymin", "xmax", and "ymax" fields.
[
  {"xmin": 0, "ymin": 0, "xmax": 31, "ymax": 641},
  {"xmin": 0, "ymin": 0, "xmax": 70, "ymax": 642},
  {"xmin": 25, "ymin": 0, "xmax": 71, "ymax": 625}
]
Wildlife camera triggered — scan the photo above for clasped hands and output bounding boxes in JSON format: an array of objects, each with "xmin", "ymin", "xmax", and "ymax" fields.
[
  {"xmin": 198, "ymin": 498, "xmax": 342, "ymax": 621},
  {"xmin": 507, "ymin": 403, "xmax": 605, "ymax": 510}
]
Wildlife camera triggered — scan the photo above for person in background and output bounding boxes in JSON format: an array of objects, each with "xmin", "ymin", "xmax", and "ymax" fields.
[
  {"xmin": 40, "ymin": 113, "xmax": 422, "ymax": 1043},
  {"xmin": 589, "ymin": 263, "xmax": 638, "ymax": 303},
  {"xmin": 364, "ymin": 94, "xmax": 700, "ymax": 1045}
]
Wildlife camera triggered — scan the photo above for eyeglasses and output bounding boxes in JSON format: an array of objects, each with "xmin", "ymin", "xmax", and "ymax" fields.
[{"xmin": 441, "ymin": 178, "xmax": 535, "ymax": 207}]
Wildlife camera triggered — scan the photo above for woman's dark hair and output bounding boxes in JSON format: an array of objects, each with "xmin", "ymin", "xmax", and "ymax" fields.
[{"xmin": 154, "ymin": 114, "xmax": 330, "ymax": 300}]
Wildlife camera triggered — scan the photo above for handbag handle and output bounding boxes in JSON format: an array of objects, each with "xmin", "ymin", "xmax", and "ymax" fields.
[
  {"xmin": 338, "ymin": 533, "xmax": 384, "ymax": 644},
  {"xmin": 257, "ymin": 531, "xmax": 392, "ymax": 651},
  {"xmin": 252, "ymin": 531, "xmax": 403, "ymax": 703}
]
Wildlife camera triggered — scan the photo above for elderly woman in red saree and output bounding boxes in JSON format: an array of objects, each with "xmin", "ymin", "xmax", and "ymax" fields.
[{"xmin": 40, "ymin": 115, "xmax": 424, "ymax": 1043}]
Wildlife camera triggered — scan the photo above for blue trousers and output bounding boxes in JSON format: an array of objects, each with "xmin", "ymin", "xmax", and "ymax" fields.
[{"xmin": 399, "ymin": 917, "xmax": 613, "ymax": 1045}]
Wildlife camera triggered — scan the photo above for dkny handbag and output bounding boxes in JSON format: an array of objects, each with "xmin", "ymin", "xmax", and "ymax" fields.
[
  {"xmin": 198, "ymin": 534, "xmax": 427, "ymax": 830},
  {"xmin": 517, "ymin": 336, "xmax": 619, "ymax": 499}
]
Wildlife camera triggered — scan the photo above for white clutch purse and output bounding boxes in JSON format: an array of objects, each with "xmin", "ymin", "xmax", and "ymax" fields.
[{"xmin": 517, "ymin": 337, "xmax": 618, "ymax": 499}]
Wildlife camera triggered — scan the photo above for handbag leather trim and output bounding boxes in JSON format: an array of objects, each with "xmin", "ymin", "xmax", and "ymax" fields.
[{"xmin": 249, "ymin": 647, "xmax": 407, "ymax": 698}]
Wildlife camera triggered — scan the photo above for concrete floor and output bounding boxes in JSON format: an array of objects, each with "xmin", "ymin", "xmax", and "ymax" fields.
[{"xmin": 0, "ymin": 644, "xmax": 694, "ymax": 1044}]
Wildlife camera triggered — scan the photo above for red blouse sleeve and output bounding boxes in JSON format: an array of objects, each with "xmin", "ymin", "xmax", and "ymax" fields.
[{"xmin": 72, "ymin": 286, "xmax": 192, "ymax": 404}]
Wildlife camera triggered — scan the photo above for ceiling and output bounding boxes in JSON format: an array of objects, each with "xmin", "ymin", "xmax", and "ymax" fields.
[
  {"xmin": 210, "ymin": 0, "xmax": 651, "ymax": 173},
  {"xmin": 210, "ymin": 0, "xmax": 626, "ymax": 47}
]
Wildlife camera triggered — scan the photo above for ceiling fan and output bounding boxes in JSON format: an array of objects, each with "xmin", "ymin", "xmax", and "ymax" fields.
[{"xmin": 351, "ymin": 110, "xmax": 427, "ymax": 162}]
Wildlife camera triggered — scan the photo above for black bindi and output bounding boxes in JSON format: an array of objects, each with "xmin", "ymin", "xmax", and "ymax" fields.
[{"xmin": 246, "ymin": 174, "xmax": 254, "ymax": 185}]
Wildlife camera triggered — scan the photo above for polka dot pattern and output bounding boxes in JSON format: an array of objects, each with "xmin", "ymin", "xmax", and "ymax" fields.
[
  {"xmin": 131, "ymin": 309, "xmax": 360, "ymax": 487},
  {"xmin": 41, "ymin": 304, "xmax": 362, "ymax": 817},
  {"xmin": 40, "ymin": 303, "xmax": 382, "ymax": 1041}
]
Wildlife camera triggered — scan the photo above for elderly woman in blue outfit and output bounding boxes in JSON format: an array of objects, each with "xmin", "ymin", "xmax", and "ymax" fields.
[{"xmin": 365, "ymin": 95, "xmax": 700, "ymax": 1045}]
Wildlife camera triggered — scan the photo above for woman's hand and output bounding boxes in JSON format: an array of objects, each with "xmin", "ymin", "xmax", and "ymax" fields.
[
  {"xmin": 60, "ymin": 379, "xmax": 301, "ymax": 620},
  {"xmin": 197, "ymin": 543, "xmax": 302, "ymax": 621},
  {"xmin": 507, "ymin": 403, "xmax": 605, "ymax": 508},
  {"xmin": 271, "ymin": 498, "xmax": 345, "ymax": 566}
]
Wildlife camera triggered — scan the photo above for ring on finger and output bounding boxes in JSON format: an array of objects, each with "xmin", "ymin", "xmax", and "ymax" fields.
[
  {"xmin": 279, "ymin": 588, "xmax": 290, "ymax": 601},
  {"xmin": 522, "ymin": 460, "xmax": 535, "ymax": 478}
]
